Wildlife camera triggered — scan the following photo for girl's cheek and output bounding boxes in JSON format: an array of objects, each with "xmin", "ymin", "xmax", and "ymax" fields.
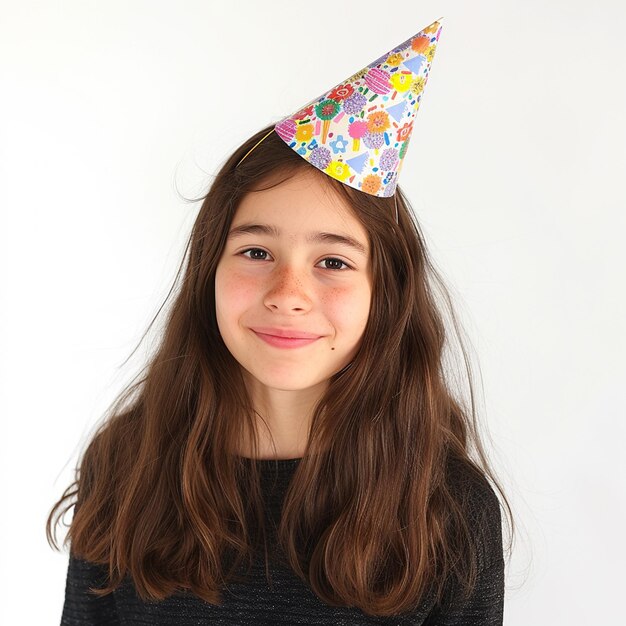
[
  {"xmin": 224, "ymin": 271, "xmax": 259, "ymax": 303},
  {"xmin": 319, "ymin": 286, "xmax": 355, "ymax": 314}
]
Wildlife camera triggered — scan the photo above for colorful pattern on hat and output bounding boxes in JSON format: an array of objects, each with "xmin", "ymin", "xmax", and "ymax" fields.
[{"xmin": 273, "ymin": 19, "xmax": 443, "ymax": 197}]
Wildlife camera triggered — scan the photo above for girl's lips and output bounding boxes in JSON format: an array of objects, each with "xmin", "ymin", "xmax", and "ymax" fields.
[
  {"xmin": 252, "ymin": 330, "xmax": 321, "ymax": 349},
  {"xmin": 250, "ymin": 326, "xmax": 321, "ymax": 339}
]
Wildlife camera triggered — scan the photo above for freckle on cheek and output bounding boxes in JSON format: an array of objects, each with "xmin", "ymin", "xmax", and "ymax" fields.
[{"xmin": 321, "ymin": 287, "xmax": 344, "ymax": 303}]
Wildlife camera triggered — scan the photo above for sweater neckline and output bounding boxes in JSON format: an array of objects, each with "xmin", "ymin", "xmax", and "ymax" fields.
[
  {"xmin": 238, "ymin": 456, "xmax": 302, "ymax": 477},
  {"xmin": 239, "ymin": 456, "xmax": 302, "ymax": 466}
]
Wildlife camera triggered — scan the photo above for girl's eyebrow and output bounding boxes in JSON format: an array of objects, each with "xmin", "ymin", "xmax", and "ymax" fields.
[{"xmin": 227, "ymin": 222, "xmax": 368, "ymax": 256}]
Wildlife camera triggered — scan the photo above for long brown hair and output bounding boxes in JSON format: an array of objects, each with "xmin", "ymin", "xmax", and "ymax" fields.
[{"xmin": 47, "ymin": 124, "xmax": 514, "ymax": 617}]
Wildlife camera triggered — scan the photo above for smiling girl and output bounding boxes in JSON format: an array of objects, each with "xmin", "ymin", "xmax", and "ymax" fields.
[
  {"xmin": 215, "ymin": 167, "xmax": 373, "ymax": 461},
  {"xmin": 48, "ymin": 18, "xmax": 513, "ymax": 625}
]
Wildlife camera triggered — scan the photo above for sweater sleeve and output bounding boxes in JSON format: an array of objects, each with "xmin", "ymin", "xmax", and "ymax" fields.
[{"xmin": 60, "ymin": 555, "xmax": 120, "ymax": 625}]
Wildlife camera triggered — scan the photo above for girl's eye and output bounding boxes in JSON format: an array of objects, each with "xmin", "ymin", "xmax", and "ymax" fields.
[{"xmin": 238, "ymin": 248, "xmax": 352, "ymax": 271}]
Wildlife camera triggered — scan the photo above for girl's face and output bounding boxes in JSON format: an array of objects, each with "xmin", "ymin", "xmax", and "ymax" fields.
[{"xmin": 214, "ymin": 168, "xmax": 372, "ymax": 395}]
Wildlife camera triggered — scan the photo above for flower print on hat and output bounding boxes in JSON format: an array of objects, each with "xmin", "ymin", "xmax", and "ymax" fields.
[{"xmin": 273, "ymin": 18, "xmax": 443, "ymax": 197}]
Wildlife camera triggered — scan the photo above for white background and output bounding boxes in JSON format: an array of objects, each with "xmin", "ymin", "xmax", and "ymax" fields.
[{"xmin": 1, "ymin": 1, "xmax": 624, "ymax": 623}]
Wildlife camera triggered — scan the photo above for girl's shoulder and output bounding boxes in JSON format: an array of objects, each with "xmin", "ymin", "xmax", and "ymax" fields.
[
  {"xmin": 445, "ymin": 456, "xmax": 504, "ymax": 570},
  {"xmin": 446, "ymin": 456, "xmax": 501, "ymax": 509}
]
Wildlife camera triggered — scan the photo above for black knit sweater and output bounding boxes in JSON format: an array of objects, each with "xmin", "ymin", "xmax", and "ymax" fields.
[{"xmin": 60, "ymin": 457, "xmax": 505, "ymax": 625}]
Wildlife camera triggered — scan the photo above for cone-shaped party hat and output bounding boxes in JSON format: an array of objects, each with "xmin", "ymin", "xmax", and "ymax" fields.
[{"xmin": 272, "ymin": 18, "xmax": 443, "ymax": 197}]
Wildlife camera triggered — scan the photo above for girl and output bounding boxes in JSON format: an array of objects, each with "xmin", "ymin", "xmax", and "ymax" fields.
[{"xmin": 48, "ymin": 18, "xmax": 513, "ymax": 625}]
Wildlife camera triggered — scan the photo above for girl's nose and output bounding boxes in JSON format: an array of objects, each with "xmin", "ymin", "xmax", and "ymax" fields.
[{"xmin": 263, "ymin": 265, "xmax": 313, "ymax": 312}]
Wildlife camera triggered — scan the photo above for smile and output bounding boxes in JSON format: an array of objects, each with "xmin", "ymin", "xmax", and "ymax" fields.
[{"xmin": 251, "ymin": 330, "xmax": 321, "ymax": 349}]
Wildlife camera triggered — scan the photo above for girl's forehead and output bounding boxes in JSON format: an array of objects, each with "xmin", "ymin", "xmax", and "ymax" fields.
[
  {"xmin": 232, "ymin": 211, "xmax": 368, "ymax": 252},
  {"xmin": 228, "ymin": 168, "xmax": 374, "ymax": 257},
  {"xmin": 233, "ymin": 171, "xmax": 356, "ymax": 223}
]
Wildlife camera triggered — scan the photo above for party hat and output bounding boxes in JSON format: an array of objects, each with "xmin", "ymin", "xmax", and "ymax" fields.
[{"xmin": 273, "ymin": 18, "xmax": 443, "ymax": 197}]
